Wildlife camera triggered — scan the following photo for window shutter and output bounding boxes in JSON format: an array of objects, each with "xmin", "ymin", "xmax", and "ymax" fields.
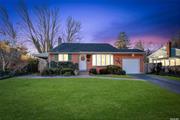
[
  {"xmin": 54, "ymin": 54, "xmax": 58, "ymax": 61},
  {"xmin": 68, "ymin": 54, "xmax": 72, "ymax": 61}
]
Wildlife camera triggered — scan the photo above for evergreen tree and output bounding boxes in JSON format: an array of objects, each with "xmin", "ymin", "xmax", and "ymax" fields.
[{"xmin": 114, "ymin": 32, "xmax": 130, "ymax": 49}]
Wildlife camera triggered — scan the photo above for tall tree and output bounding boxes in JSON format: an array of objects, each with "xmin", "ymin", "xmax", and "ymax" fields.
[
  {"xmin": 114, "ymin": 32, "xmax": 130, "ymax": 49},
  {"xmin": 0, "ymin": 5, "xmax": 16, "ymax": 43},
  {"xmin": 17, "ymin": 1, "xmax": 60, "ymax": 53},
  {"xmin": 64, "ymin": 16, "xmax": 81, "ymax": 43},
  {"xmin": 134, "ymin": 40, "xmax": 144, "ymax": 50},
  {"xmin": 0, "ymin": 41, "xmax": 23, "ymax": 71}
]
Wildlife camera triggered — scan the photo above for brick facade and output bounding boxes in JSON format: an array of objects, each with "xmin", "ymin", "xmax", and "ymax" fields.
[
  {"xmin": 114, "ymin": 54, "xmax": 144, "ymax": 73},
  {"xmin": 49, "ymin": 53, "xmax": 144, "ymax": 73}
]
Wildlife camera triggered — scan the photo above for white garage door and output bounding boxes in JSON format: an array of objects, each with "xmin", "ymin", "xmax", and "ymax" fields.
[{"xmin": 122, "ymin": 59, "xmax": 140, "ymax": 74}]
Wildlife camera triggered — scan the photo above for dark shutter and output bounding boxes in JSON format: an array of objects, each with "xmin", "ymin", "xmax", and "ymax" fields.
[
  {"xmin": 68, "ymin": 54, "xmax": 72, "ymax": 61},
  {"xmin": 54, "ymin": 54, "xmax": 58, "ymax": 61}
]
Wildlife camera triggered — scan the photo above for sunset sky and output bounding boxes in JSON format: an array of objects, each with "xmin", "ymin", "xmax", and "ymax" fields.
[{"xmin": 0, "ymin": 0, "xmax": 180, "ymax": 51}]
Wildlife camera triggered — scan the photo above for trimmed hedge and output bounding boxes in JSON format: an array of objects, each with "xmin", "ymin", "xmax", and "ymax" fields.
[
  {"xmin": 89, "ymin": 68, "xmax": 97, "ymax": 75},
  {"xmin": 89, "ymin": 65, "xmax": 126, "ymax": 75},
  {"xmin": 106, "ymin": 65, "xmax": 122, "ymax": 74},
  {"xmin": 99, "ymin": 68, "xmax": 109, "ymax": 74},
  {"xmin": 41, "ymin": 61, "xmax": 78, "ymax": 76}
]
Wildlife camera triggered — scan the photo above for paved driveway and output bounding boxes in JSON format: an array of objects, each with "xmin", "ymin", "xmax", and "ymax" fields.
[{"xmin": 131, "ymin": 74, "xmax": 180, "ymax": 94}]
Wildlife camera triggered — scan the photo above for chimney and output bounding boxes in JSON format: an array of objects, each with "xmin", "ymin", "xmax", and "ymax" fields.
[
  {"xmin": 166, "ymin": 41, "xmax": 171, "ymax": 57},
  {"xmin": 58, "ymin": 37, "xmax": 62, "ymax": 46}
]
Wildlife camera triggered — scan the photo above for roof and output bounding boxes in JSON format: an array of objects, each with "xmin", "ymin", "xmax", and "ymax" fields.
[
  {"xmin": 117, "ymin": 48, "xmax": 144, "ymax": 52},
  {"xmin": 50, "ymin": 43, "xmax": 144, "ymax": 53},
  {"xmin": 148, "ymin": 46, "xmax": 180, "ymax": 58},
  {"xmin": 33, "ymin": 53, "xmax": 48, "ymax": 59}
]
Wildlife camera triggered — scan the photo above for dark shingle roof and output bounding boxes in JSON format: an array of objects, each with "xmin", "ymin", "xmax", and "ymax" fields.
[
  {"xmin": 50, "ymin": 43, "xmax": 144, "ymax": 53},
  {"xmin": 117, "ymin": 48, "xmax": 144, "ymax": 52}
]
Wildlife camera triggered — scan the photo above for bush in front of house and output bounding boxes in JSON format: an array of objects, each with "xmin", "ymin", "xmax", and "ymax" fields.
[
  {"xmin": 50, "ymin": 61, "xmax": 58, "ymax": 68},
  {"xmin": 89, "ymin": 68, "xmax": 97, "ymax": 75},
  {"xmin": 99, "ymin": 68, "xmax": 109, "ymax": 74},
  {"xmin": 106, "ymin": 65, "xmax": 123, "ymax": 74},
  {"xmin": 57, "ymin": 62, "xmax": 77, "ymax": 69},
  {"xmin": 150, "ymin": 63, "xmax": 163, "ymax": 75},
  {"xmin": 0, "ymin": 69, "xmax": 11, "ymax": 77},
  {"xmin": 41, "ymin": 68, "xmax": 61, "ymax": 76},
  {"xmin": 97, "ymin": 65, "xmax": 126, "ymax": 75},
  {"xmin": 41, "ymin": 61, "xmax": 79, "ymax": 76},
  {"xmin": 61, "ymin": 68, "xmax": 74, "ymax": 75},
  {"xmin": 116, "ymin": 70, "xmax": 126, "ymax": 75}
]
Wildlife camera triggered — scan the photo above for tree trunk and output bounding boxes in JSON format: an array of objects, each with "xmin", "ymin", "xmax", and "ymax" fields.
[{"xmin": 2, "ymin": 57, "xmax": 5, "ymax": 71}]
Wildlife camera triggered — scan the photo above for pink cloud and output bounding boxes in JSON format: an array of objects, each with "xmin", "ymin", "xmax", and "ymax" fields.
[{"xmin": 98, "ymin": 35, "xmax": 170, "ymax": 51}]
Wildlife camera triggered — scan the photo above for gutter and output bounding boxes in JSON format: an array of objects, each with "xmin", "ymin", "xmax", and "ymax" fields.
[{"xmin": 48, "ymin": 51, "xmax": 145, "ymax": 54}]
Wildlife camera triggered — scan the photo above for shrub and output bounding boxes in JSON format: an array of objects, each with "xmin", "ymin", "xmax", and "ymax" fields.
[
  {"xmin": 0, "ymin": 70, "xmax": 11, "ymax": 77},
  {"xmin": 26, "ymin": 59, "xmax": 39, "ymax": 73},
  {"xmin": 41, "ymin": 68, "xmax": 61, "ymax": 76},
  {"xmin": 50, "ymin": 61, "xmax": 58, "ymax": 68},
  {"xmin": 89, "ymin": 68, "xmax": 97, "ymax": 74},
  {"xmin": 150, "ymin": 63, "xmax": 162, "ymax": 75},
  {"xmin": 116, "ymin": 70, "xmax": 126, "ymax": 75},
  {"xmin": 156, "ymin": 63, "xmax": 162, "ymax": 74},
  {"xmin": 63, "ymin": 71, "xmax": 73, "ymax": 76},
  {"xmin": 106, "ymin": 65, "xmax": 122, "ymax": 74},
  {"xmin": 61, "ymin": 68, "xmax": 74, "ymax": 75},
  {"xmin": 58, "ymin": 62, "xmax": 75, "ymax": 69},
  {"xmin": 99, "ymin": 68, "xmax": 109, "ymax": 74}
]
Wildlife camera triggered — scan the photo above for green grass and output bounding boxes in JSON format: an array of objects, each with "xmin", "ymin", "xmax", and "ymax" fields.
[
  {"xmin": 0, "ymin": 78, "xmax": 180, "ymax": 120},
  {"xmin": 93, "ymin": 74, "xmax": 132, "ymax": 78},
  {"xmin": 159, "ymin": 75, "xmax": 180, "ymax": 81}
]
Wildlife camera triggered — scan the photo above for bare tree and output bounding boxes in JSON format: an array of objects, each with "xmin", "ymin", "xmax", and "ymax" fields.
[
  {"xmin": 0, "ymin": 5, "xmax": 16, "ymax": 43},
  {"xmin": 64, "ymin": 16, "xmax": 81, "ymax": 43},
  {"xmin": 17, "ymin": 1, "xmax": 60, "ymax": 53},
  {"xmin": 0, "ymin": 41, "xmax": 22, "ymax": 71},
  {"xmin": 134, "ymin": 40, "xmax": 144, "ymax": 51}
]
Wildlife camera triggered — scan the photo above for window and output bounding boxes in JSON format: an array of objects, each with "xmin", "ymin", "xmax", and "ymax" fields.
[
  {"xmin": 58, "ymin": 54, "xmax": 68, "ymax": 61},
  {"xmin": 161, "ymin": 60, "xmax": 165, "ymax": 66},
  {"xmin": 92, "ymin": 54, "xmax": 113, "ymax": 66},
  {"xmin": 102, "ymin": 55, "xmax": 106, "ymax": 65},
  {"xmin": 92, "ymin": 55, "xmax": 96, "ymax": 66},
  {"xmin": 176, "ymin": 58, "xmax": 180, "ymax": 66},
  {"xmin": 170, "ymin": 59, "xmax": 175, "ymax": 66},
  {"xmin": 106, "ymin": 55, "xmax": 110, "ymax": 65},
  {"xmin": 165, "ymin": 60, "xmax": 169, "ymax": 66}
]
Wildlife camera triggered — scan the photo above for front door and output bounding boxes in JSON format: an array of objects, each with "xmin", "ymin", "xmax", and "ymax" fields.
[{"xmin": 79, "ymin": 54, "xmax": 87, "ymax": 71}]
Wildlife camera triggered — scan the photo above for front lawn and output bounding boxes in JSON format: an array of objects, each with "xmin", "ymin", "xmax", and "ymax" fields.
[{"xmin": 0, "ymin": 78, "xmax": 180, "ymax": 120}]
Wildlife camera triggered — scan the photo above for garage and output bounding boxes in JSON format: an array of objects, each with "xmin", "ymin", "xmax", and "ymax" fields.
[{"xmin": 122, "ymin": 59, "xmax": 140, "ymax": 74}]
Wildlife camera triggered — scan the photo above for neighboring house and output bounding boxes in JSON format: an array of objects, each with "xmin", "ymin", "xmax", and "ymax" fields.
[
  {"xmin": 33, "ymin": 53, "xmax": 48, "ymax": 73},
  {"xmin": 148, "ymin": 42, "xmax": 180, "ymax": 66},
  {"xmin": 48, "ymin": 43, "xmax": 144, "ymax": 74}
]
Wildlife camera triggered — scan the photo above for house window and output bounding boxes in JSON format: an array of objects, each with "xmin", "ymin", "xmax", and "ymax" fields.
[
  {"xmin": 176, "ymin": 58, "xmax": 180, "ymax": 66},
  {"xmin": 92, "ymin": 54, "xmax": 113, "ymax": 66},
  {"xmin": 58, "ymin": 54, "xmax": 68, "ymax": 61},
  {"xmin": 170, "ymin": 59, "xmax": 175, "ymax": 66},
  {"xmin": 165, "ymin": 60, "xmax": 169, "ymax": 66}
]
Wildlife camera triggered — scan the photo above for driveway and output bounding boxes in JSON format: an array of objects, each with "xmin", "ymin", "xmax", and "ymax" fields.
[{"xmin": 131, "ymin": 74, "xmax": 180, "ymax": 94}]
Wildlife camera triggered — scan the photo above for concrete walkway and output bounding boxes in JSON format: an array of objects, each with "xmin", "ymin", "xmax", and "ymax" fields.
[
  {"xmin": 131, "ymin": 74, "xmax": 180, "ymax": 94},
  {"xmin": 17, "ymin": 74, "xmax": 143, "ymax": 81}
]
